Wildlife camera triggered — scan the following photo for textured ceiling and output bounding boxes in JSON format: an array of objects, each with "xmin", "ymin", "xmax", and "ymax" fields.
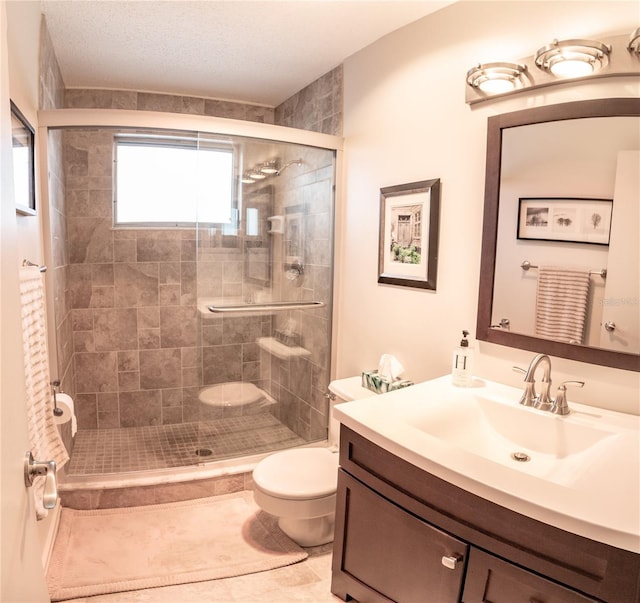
[{"xmin": 41, "ymin": 1, "xmax": 454, "ymax": 107}]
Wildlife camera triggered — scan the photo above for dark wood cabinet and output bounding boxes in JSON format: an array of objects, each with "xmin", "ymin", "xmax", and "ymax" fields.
[{"xmin": 331, "ymin": 426, "xmax": 640, "ymax": 603}]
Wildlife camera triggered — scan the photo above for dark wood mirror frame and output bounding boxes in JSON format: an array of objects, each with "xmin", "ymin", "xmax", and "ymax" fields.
[{"xmin": 476, "ymin": 98, "xmax": 640, "ymax": 372}]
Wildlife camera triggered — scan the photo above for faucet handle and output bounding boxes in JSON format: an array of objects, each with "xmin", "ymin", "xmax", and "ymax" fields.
[
  {"xmin": 513, "ymin": 366, "xmax": 536, "ymax": 406},
  {"xmin": 551, "ymin": 380, "xmax": 585, "ymax": 415}
]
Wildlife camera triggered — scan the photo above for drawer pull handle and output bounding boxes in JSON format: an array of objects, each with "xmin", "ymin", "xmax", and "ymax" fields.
[{"xmin": 441, "ymin": 554, "xmax": 462, "ymax": 570}]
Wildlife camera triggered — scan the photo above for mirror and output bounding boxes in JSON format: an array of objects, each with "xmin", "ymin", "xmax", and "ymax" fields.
[{"xmin": 477, "ymin": 98, "xmax": 640, "ymax": 372}]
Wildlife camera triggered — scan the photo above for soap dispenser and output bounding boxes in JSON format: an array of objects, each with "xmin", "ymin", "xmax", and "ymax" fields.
[{"xmin": 452, "ymin": 330, "xmax": 473, "ymax": 387}]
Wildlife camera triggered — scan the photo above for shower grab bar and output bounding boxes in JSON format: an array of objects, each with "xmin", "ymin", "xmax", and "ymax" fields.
[
  {"xmin": 520, "ymin": 260, "xmax": 607, "ymax": 279},
  {"xmin": 208, "ymin": 300, "xmax": 325, "ymax": 313}
]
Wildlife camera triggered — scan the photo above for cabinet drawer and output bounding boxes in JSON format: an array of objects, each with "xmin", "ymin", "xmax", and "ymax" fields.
[
  {"xmin": 334, "ymin": 470, "xmax": 468, "ymax": 603},
  {"xmin": 463, "ymin": 548, "xmax": 599, "ymax": 603}
]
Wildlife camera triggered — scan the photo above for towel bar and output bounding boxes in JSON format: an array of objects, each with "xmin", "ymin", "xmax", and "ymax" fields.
[
  {"xmin": 520, "ymin": 260, "xmax": 606, "ymax": 279},
  {"xmin": 22, "ymin": 259, "xmax": 47, "ymax": 273}
]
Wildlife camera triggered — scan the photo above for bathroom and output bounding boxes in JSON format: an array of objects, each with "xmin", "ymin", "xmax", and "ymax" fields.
[{"xmin": 2, "ymin": 1, "xmax": 638, "ymax": 601}]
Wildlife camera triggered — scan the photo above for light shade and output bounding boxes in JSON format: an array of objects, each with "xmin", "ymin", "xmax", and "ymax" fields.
[
  {"xmin": 260, "ymin": 160, "xmax": 279, "ymax": 174},
  {"xmin": 535, "ymin": 39, "xmax": 611, "ymax": 78},
  {"xmin": 466, "ymin": 62, "xmax": 527, "ymax": 94}
]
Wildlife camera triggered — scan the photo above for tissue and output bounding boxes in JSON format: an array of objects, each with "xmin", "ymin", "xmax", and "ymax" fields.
[
  {"xmin": 378, "ymin": 354, "xmax": 405, "ymax": 380},
  {"xmin": 53, "ymin": 392, "xmax": 77, "ymax": 437},
  {"xmin": 362, "ymin": 354, "xmax": 413, "ymax": 394}
]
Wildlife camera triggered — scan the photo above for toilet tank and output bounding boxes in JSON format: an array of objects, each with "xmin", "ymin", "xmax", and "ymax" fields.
[{"xmin": 327, "ymin": 377, "xmax": 375, "ymax": 447}]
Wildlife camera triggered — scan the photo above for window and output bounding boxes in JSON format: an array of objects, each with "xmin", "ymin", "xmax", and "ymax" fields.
[{"xmin": 114, "ymin": 135, "xmax": 235, "ymax": 226}]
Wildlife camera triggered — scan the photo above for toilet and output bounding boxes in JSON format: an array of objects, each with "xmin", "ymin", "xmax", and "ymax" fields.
[{"xmin": 252, "ymin": 376, "xmax": 373, "ymax": 546}]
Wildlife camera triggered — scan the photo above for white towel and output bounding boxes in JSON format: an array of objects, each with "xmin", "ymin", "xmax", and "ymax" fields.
[
  {"xmin": 535, "ymin": 266, "xmax": 591, "ymax": 345},
  {"xmin": 20, "ymin": 266, "xmax": 69, "ymax": 520}
]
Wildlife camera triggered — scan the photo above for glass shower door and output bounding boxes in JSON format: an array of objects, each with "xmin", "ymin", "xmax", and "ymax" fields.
[{"xmin": 195, "ymin": 133, "xmax": 336, "ymax": 462}]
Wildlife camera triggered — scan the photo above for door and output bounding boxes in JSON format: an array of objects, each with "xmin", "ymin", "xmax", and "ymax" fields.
[
  {"xmin": 600, "ymin": 151, "xmax": 639, "ymax": 353},
  {"xmin": 1, "ymin": 2, "xmax": 51, "ymax": 600},
  {"xmin": 334, "ymin": 470, "xmax": 468, "ymax": 602}
]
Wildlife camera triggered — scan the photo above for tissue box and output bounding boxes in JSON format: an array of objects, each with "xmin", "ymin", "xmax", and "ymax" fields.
[{"xmin": 362, "ymin": 370, "xmax": 414, "ymax": 394}]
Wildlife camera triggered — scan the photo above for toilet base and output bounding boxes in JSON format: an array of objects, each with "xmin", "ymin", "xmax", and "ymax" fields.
[{"xmin": 278, "ymin": 513, "xmax": 335, "ymax": 547}]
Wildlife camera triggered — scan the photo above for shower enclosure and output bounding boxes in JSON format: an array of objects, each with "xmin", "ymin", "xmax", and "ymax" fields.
[{"xmin": 42, "ymin": 111, "xmax": 338, "ymax": 476}]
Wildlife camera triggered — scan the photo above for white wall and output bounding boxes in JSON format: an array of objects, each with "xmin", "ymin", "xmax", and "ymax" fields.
[
  {"xmin": 338, "ymin": 1, "xmax": 640, "ymax": 414},
  {"xmin": 5, "ymin": 0, "xmax": 60, "ymax": 566},
  {"xmin": 6, "ymin": 0, "xmax": 43, "ymax": 265}
]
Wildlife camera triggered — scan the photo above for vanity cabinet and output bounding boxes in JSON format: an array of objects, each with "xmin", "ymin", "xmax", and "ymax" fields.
[{"xmin": 331, "ymin": 426, "xmax": 640, "ymax": 603}]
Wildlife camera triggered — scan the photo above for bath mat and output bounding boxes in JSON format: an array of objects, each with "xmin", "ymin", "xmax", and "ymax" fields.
[{"xmin": 46, "ymin": 491, "xmax": 308, "ymax": 601}]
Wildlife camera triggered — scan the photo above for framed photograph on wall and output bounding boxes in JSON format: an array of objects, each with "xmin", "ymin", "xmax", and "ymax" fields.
[
  {"xmin": 378, "ymin": 178, "xmax": 440, "ymax": 290},
  {"xmin": 517, "ymin": 197, "xmax": 612, "ymax": 245},
  {"xmin": 10, "ymin": 101, "xmax": 36, "ymax": 216}
]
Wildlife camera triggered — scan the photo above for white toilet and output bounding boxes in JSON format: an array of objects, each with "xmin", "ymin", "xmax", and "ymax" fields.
[{"xmin": 252, "ymin": 376, "xmax": 373, "ymax": 546}]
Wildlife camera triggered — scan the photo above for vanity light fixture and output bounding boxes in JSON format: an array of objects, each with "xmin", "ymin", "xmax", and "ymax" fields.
[
  {"xmin": 534, "ymin": 38, "xmax": 611, "ymax": 78},
  {"xmin": 628, "ymin": 28, "xmax": 640, "ymax": 54},
  {"xmin": 466, "ymin": 62, "xmax": 528, "ymax": 94},
  {"xmin": 241, "ymin": 172, "xmax": 255, "ymax": 184}
]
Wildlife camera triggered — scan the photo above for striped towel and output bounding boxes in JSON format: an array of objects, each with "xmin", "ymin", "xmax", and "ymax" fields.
[
  {"xmin": 20, "ymin": 266, "xmax": 69, "ymax": 520},
  {"xmin": 535, "ymin": 266, "xmax": 591, "ymax": 345}
]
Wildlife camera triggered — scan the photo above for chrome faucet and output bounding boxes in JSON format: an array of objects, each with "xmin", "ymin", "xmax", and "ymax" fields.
[{"xmin": 514, "ymin": 354, "xmax": 585, "ymax": 415}]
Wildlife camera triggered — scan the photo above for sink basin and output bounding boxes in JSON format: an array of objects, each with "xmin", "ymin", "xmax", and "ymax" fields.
[
  {"xmin": 403, "ymin": 390, "xmax": 619, "ymax": 485},
  {"xmin": 407, "ymin": 394, "xmax": 613, "ymax": 456}
]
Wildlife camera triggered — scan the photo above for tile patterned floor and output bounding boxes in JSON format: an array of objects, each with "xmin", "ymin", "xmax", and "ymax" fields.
[
  {"xmin": 67, "ymin": 414, "xmax": 307, "ymax": 476},
  {"xmin": 62, "ymin": 542, "xmax": 342, "ymax": 602}
]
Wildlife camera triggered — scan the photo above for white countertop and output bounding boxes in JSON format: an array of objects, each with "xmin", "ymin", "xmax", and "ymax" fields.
[{"xmin": 334, "ymin": 375, "xmax": 640, "ymax": 553}]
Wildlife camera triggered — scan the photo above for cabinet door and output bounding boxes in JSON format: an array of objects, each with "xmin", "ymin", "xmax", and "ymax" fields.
[
  {"xmin": 335, "ymin": 470, "xmax": 468, "ymax": 602},
  {"xmin": 463, "ymin": 548, "xmax": 599, "ymax": 603}
]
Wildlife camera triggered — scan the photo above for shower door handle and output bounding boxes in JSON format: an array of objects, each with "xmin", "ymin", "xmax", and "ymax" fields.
[{"xmin": 24, "ymin": 451, "xmax": 58, "ymax": 510}]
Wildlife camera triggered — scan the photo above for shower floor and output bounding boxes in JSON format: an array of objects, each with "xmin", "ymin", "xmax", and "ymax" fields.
[{"xmin": 67, "ymin": 413, "xmax": 306, "ymax": 476}]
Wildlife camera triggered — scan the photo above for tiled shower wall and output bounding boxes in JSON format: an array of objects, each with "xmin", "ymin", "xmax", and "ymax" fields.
[{"xmin": 61, "ymin": 129, "xmax": 334, "ymax": 442}]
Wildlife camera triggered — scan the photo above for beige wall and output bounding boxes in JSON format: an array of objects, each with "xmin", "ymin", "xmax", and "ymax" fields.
[
  {"xmin": 338, "ymin": 1, "xmax": 640, "ymax": 414},
  {"xmin": 6, "ymin": 1, "xmax": 42, "ymax": 266}
]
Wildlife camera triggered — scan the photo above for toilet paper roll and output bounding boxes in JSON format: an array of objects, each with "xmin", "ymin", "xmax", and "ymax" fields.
[{"xmin": 53, "ymin": 392, "xmax": 77, "ymax": 437}]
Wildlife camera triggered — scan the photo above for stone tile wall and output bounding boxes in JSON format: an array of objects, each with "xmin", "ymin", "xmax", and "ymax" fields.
[
  {"xmin": 64, "ymin": 89, "xmax": 275, "ymax": 124},
  {"xmin": 63, "ymin": 127, "xmax": 334, "ymax": 440},
  {"xmin": 275, "ymin": 66, "xmax": 343, "ymax": 136}
]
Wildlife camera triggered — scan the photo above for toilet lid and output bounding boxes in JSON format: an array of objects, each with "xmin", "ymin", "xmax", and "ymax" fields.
[{"xmin": 253, "ymin": 448, "xmax": 338, "ymax": 500}]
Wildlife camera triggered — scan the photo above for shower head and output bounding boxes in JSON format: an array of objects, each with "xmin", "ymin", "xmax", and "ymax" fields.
[{"xmin": 275, "ymin": 159, "xmax": 303, "ymax": 176}]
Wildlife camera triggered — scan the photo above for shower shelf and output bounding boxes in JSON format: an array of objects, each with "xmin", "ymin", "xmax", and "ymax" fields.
[
  {"xmin": 257, "ymin": 337, "xmax": 311, "ymax": 360},
  {"xmin": 207, "ymin": 301, "xmax": 324, "ymax": 314}
]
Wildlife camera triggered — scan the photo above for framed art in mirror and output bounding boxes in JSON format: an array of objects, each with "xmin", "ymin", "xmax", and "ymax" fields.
[
  {"xmin": 378, "ymin": 178, "xmax": 440, "ymax": 290},
  {"xmin": 517, "ymin": 197, "xmax": 612, "ymax": 245},
  {"xmin": 10, "ymin": 101, "xmax": 36, "ymax": 216}
]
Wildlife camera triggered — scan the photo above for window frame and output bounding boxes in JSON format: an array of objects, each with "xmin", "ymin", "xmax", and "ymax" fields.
[{"xmin": 113, "ymin": 133, "xmax": 239, "ymax": 228}]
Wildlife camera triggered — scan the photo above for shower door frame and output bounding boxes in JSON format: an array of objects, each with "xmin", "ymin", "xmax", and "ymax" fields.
[{"xmin": 37, "ymin": 108, "xmax": 344, "ymax": 467}]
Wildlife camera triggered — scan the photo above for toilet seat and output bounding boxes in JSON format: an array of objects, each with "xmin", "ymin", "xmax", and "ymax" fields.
[{"xmin": 253, "ymin": 448, "xmax": 338, "ymax": 500}]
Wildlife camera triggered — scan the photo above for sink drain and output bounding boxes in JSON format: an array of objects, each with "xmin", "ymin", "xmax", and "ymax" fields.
[
  {"xmin": 510, "ymin": 451, "xmax": 531, "ymax": 462},
  {"xmin": 195, "ymin": 448, "xmax": 213, "ymax": 457}
]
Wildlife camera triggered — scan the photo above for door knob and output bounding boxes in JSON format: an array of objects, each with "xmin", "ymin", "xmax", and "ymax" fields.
[
  {"xmin": 604, "ymin": 321, "xmax": 616, "ymax": 332},
  {"xmin": 24, "ymin": 451, "xmax": 58, "ymax": 510}
]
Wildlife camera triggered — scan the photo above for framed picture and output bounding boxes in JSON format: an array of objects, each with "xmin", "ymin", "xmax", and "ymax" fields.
[
  {"xmin": 10, "ymin": 101, "xmax": 36, "ymax": 215},
  {"xmin": 378, "ymin": 178, "xmax": 440, "ymax": 290},
  {"xmin": 517, "ymin": 197, "xmax": 612, "ymax": 245}
]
